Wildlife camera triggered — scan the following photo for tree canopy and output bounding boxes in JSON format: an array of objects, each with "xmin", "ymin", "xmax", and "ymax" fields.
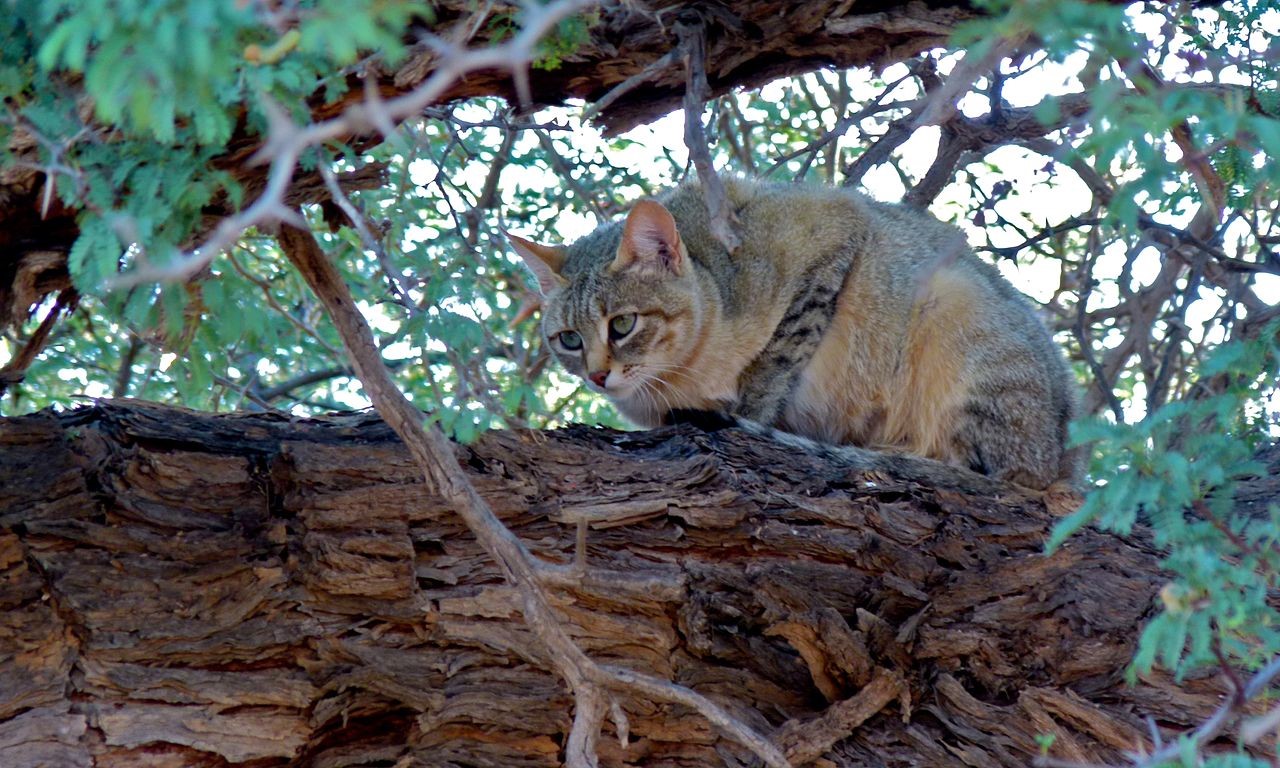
[{"xmin": 1, "ymin": 1, "xmax": 1279, "ymax": 766}]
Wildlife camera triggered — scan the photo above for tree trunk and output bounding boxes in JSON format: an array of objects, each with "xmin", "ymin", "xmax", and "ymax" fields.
[{"xmin": 0, "ymin": 401, "xmax": 1239, "ymax": 767}]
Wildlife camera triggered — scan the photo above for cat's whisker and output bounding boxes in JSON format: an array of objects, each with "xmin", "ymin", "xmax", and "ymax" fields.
[
  {"xmin": 643, "ymin": 363, "xmax": 699, "ymax": 381},
  {"xmin": 634, "ymin": 373, "xmax": 678, "ymax": 417},
  {"xmin": 635, "ymin": 379, "xmax": 668, "ymax": 422},
  {"xmin": 634, "ymin": 375, "xmax": 672, "ymax": 414}
]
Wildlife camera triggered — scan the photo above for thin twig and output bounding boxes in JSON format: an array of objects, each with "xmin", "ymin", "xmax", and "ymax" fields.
[
  {"xmin": 226, "ymin": 249, "xmax": 343, "ymax": 357},
  {"xmin": 675, "ymin": 14, "xmax": 740, "ymax": 253},
  {"xmin": 319, "ymin": 161, "xmax": 415, "ymax": 305},
  {"xmin": 535, "ymin": 128, "xmax": 609, "ymax": 223}
]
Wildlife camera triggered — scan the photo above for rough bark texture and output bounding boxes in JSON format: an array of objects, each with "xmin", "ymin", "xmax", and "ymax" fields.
[
  {"xmin": 0, "ymin": 400, "xmax": 1249, "ymax": 767},
  {"xmin": 1, "ymin": 0, "xmax": 974, "ymax": 328}
]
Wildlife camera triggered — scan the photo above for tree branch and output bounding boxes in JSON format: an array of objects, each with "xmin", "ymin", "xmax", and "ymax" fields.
[
  {"xmin": 676, "ymin": 13, "xmax": 741, "ymax": 254},
  {"xmin": 106, "ymin": 0, "xmax": 595, "ymax": 289},
  {"xmin": 275, "ymin": 220, "xmax": 790, "ymax": 768},
  {"xmin": 0, "ymin": 289, "xmax": 77, "ymax": 399}
]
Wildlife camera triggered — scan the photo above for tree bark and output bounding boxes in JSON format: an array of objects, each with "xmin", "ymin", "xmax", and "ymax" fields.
[{"xmin": 0, "ymin": 400, "xmax": 1250, "ymax": 767}]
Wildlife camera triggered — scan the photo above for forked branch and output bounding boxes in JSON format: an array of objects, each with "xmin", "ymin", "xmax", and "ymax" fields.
[
  {"xmin": 107, "ymin": 0, "xmax": 595, "ymax": 289},
  {"xmin": 275, "ymin": 220, "xmax": 790, "ymax": 768}
]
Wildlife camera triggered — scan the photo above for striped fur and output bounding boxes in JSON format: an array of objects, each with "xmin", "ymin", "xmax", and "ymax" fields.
[
  {"xmin": 735, "ymin": 239, "xmax": 858, "ymax": 423},
  {"xmin": 510, "ymin": 177, "xmax": 1081, "ymax": 490}
]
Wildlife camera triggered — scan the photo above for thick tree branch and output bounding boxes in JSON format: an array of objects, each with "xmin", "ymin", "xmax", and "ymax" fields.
[{"xmin": 4, "ymin": 401, "xmax": 1267, "ymax": 765}]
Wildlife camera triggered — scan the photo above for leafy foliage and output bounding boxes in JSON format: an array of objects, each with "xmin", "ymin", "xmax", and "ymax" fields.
[{"xmin": 1052, "ymin": 322, "xmax": 1279, "ymax": 689}]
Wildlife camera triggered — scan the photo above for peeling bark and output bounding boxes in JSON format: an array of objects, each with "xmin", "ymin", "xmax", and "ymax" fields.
[{"xmin": 0, "ymin": 401, "xmax": 1251, "ymax": 767}]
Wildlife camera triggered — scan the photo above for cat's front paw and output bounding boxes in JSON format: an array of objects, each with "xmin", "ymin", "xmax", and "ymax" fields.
[{"xmin": 663, "ymin": 408, "xmax": 739, "ymax": 432}]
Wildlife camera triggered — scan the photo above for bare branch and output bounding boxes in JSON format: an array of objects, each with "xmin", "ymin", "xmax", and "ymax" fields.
[
  {"xmin": 0, "ymin": 289, "xmax": 78, "ymax": 398},
  {"xmin": 763, "ymin": 82, "xmax": 913, "ymax": 179},
  {"xmin": 582, "ymin": 49, "xmax": 681, "ymax": 121},
  {"xmin": 913, "ymin": 33, "xmax": 1026, "ymax": 129},
  {"xmin": 112, "ymin": 335, "xmax": 143, "ymax": 398},
  {"xmin": 535, "ymin": 129, "xmax": 609, "ymax": 224},
  {"xmin": 276, "ymin": 220, "xmax": 790, "ymax": 768},
  {"xmin": 675, "ymin": 14, "xmax": 740, "ymax": 253},
  {"xmin": 319, "ymin": 162, "xmax": 416, "ymax": 305}
]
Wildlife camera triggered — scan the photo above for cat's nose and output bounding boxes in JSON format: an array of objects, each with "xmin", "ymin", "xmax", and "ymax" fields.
[{"xmin": 588, "ymin": 370, "xmax": 609, "ymax": 388}]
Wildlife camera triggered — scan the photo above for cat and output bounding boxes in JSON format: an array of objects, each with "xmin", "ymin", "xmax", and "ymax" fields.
[{"xmin": 509, "ymin": 177, "xmax": 1080, "ymax": 490}]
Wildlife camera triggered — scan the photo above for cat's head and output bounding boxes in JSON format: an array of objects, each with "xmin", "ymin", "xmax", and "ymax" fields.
[{"xmin": 509, "ymin": 199, "xmax": 708, "ymax": 401}]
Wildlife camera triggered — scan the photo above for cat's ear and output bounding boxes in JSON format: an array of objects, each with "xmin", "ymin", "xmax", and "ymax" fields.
[
  {"xmin": 612, "ymin": 199, "xmax": 685, "ymax": 276},
  {"xmin": 507, "ymin": 232, "xmax": 567, "ymax": 295}
]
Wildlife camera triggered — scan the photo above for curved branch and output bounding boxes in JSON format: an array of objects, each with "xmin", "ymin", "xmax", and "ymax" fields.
[
  {"xmin": 0, "ymin": 288, "xmax": 77, "ymax": 399},
  {"xmin": 276, "ymin": 221, "xmax": 789, "ymax": 768}
]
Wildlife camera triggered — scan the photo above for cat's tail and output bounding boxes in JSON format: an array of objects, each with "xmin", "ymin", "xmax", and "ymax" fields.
[
  {"xmin": 666, "ymin": 408, "xmax": 1080, "ymax": 502},
  {"xmin": 668, "ymin": 410, "xmax": 1006, "ymax": 494}
]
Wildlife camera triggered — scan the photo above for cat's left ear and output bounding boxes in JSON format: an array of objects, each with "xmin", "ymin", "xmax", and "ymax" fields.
[
  {"xmin": 507, "ymin": 232, "xmax": 568, "ymax": 295},
  {"xmin": 612, "ymin": 199, "xmax": 685, "ymax": 276}
]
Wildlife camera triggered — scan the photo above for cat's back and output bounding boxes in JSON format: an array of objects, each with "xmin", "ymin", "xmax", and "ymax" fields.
[
  {"xmin": 769, "ymin": 188, "xmax": 1079, "ymax": 488},
  {"xmin": 712, "ymin": 180, "xmax": 970, "ymax": 284},
  {"xmin": 726, "ymin": 178, "xmax": 878, "ymax": 266}
]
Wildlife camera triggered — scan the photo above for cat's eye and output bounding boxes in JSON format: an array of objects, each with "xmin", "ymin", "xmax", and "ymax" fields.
[
  {"xmin": 557, "ymin": 330, "xmax": 583, "ymax": 351},
  {"xmin": 608, "ymin": 313, "xmax": 637, "ymax": 340}
]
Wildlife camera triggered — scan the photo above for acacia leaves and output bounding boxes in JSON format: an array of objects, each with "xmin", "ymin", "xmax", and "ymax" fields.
[{"xmin": 1051, "ymin": 322, "xmax": 1280, "ymax": 767}]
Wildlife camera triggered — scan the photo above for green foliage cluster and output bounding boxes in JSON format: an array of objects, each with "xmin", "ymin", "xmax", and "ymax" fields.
[
  {"xmin": 962, "ymin": 2, "xmax": 1280, "ymax": 763},
  {"xmin": 972, "ymin": 0, "xmax": 1280, "ymax": 233},
  {"xmin": 2, "ymin": 2, "xmax": 637, "ymax": 429},
  {"xmin": 1052, "ymin": 321, "xmax": 1280, "ymax": 678},
  {"xmin": 8, "ymin": 0, "xmax": 430, "ymax": 281},
  {"xmin": 2, "ymin": 0, "xmax": 442, "ymax": 402}
]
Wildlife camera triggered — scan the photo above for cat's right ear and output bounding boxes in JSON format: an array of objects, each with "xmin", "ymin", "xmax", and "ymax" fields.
[
  {"xmin": 507, "ymin": 232, "xmax": 567, "ymax": 295},
  {"xmin": 613, "ymin": 199, "xmax": 685, "ymax": 276}
]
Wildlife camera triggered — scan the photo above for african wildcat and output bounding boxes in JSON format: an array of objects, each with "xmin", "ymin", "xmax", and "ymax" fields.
[{"xmin": 509, "ymin": 177, "xmax": 1079, "ymax": 490}]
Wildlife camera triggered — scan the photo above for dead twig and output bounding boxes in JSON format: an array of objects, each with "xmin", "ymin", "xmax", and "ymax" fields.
[
  {"xmin": 318, "ymin": 161, "xmax": 415, "ymax": 305},
  {"xmin": 675, "ymin": 14, "xmax": 740, "ymax": 253},
  {"xmin": 774, "ymin": 668, "xmax": 906, "ymax": 765},
  {"xmin": 107, "ymin": 0, "xmax": 595, "ymax": 289},
  {"xmin": 276, "ymin": 221, "xmax": 790, "ymax": 768}
]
